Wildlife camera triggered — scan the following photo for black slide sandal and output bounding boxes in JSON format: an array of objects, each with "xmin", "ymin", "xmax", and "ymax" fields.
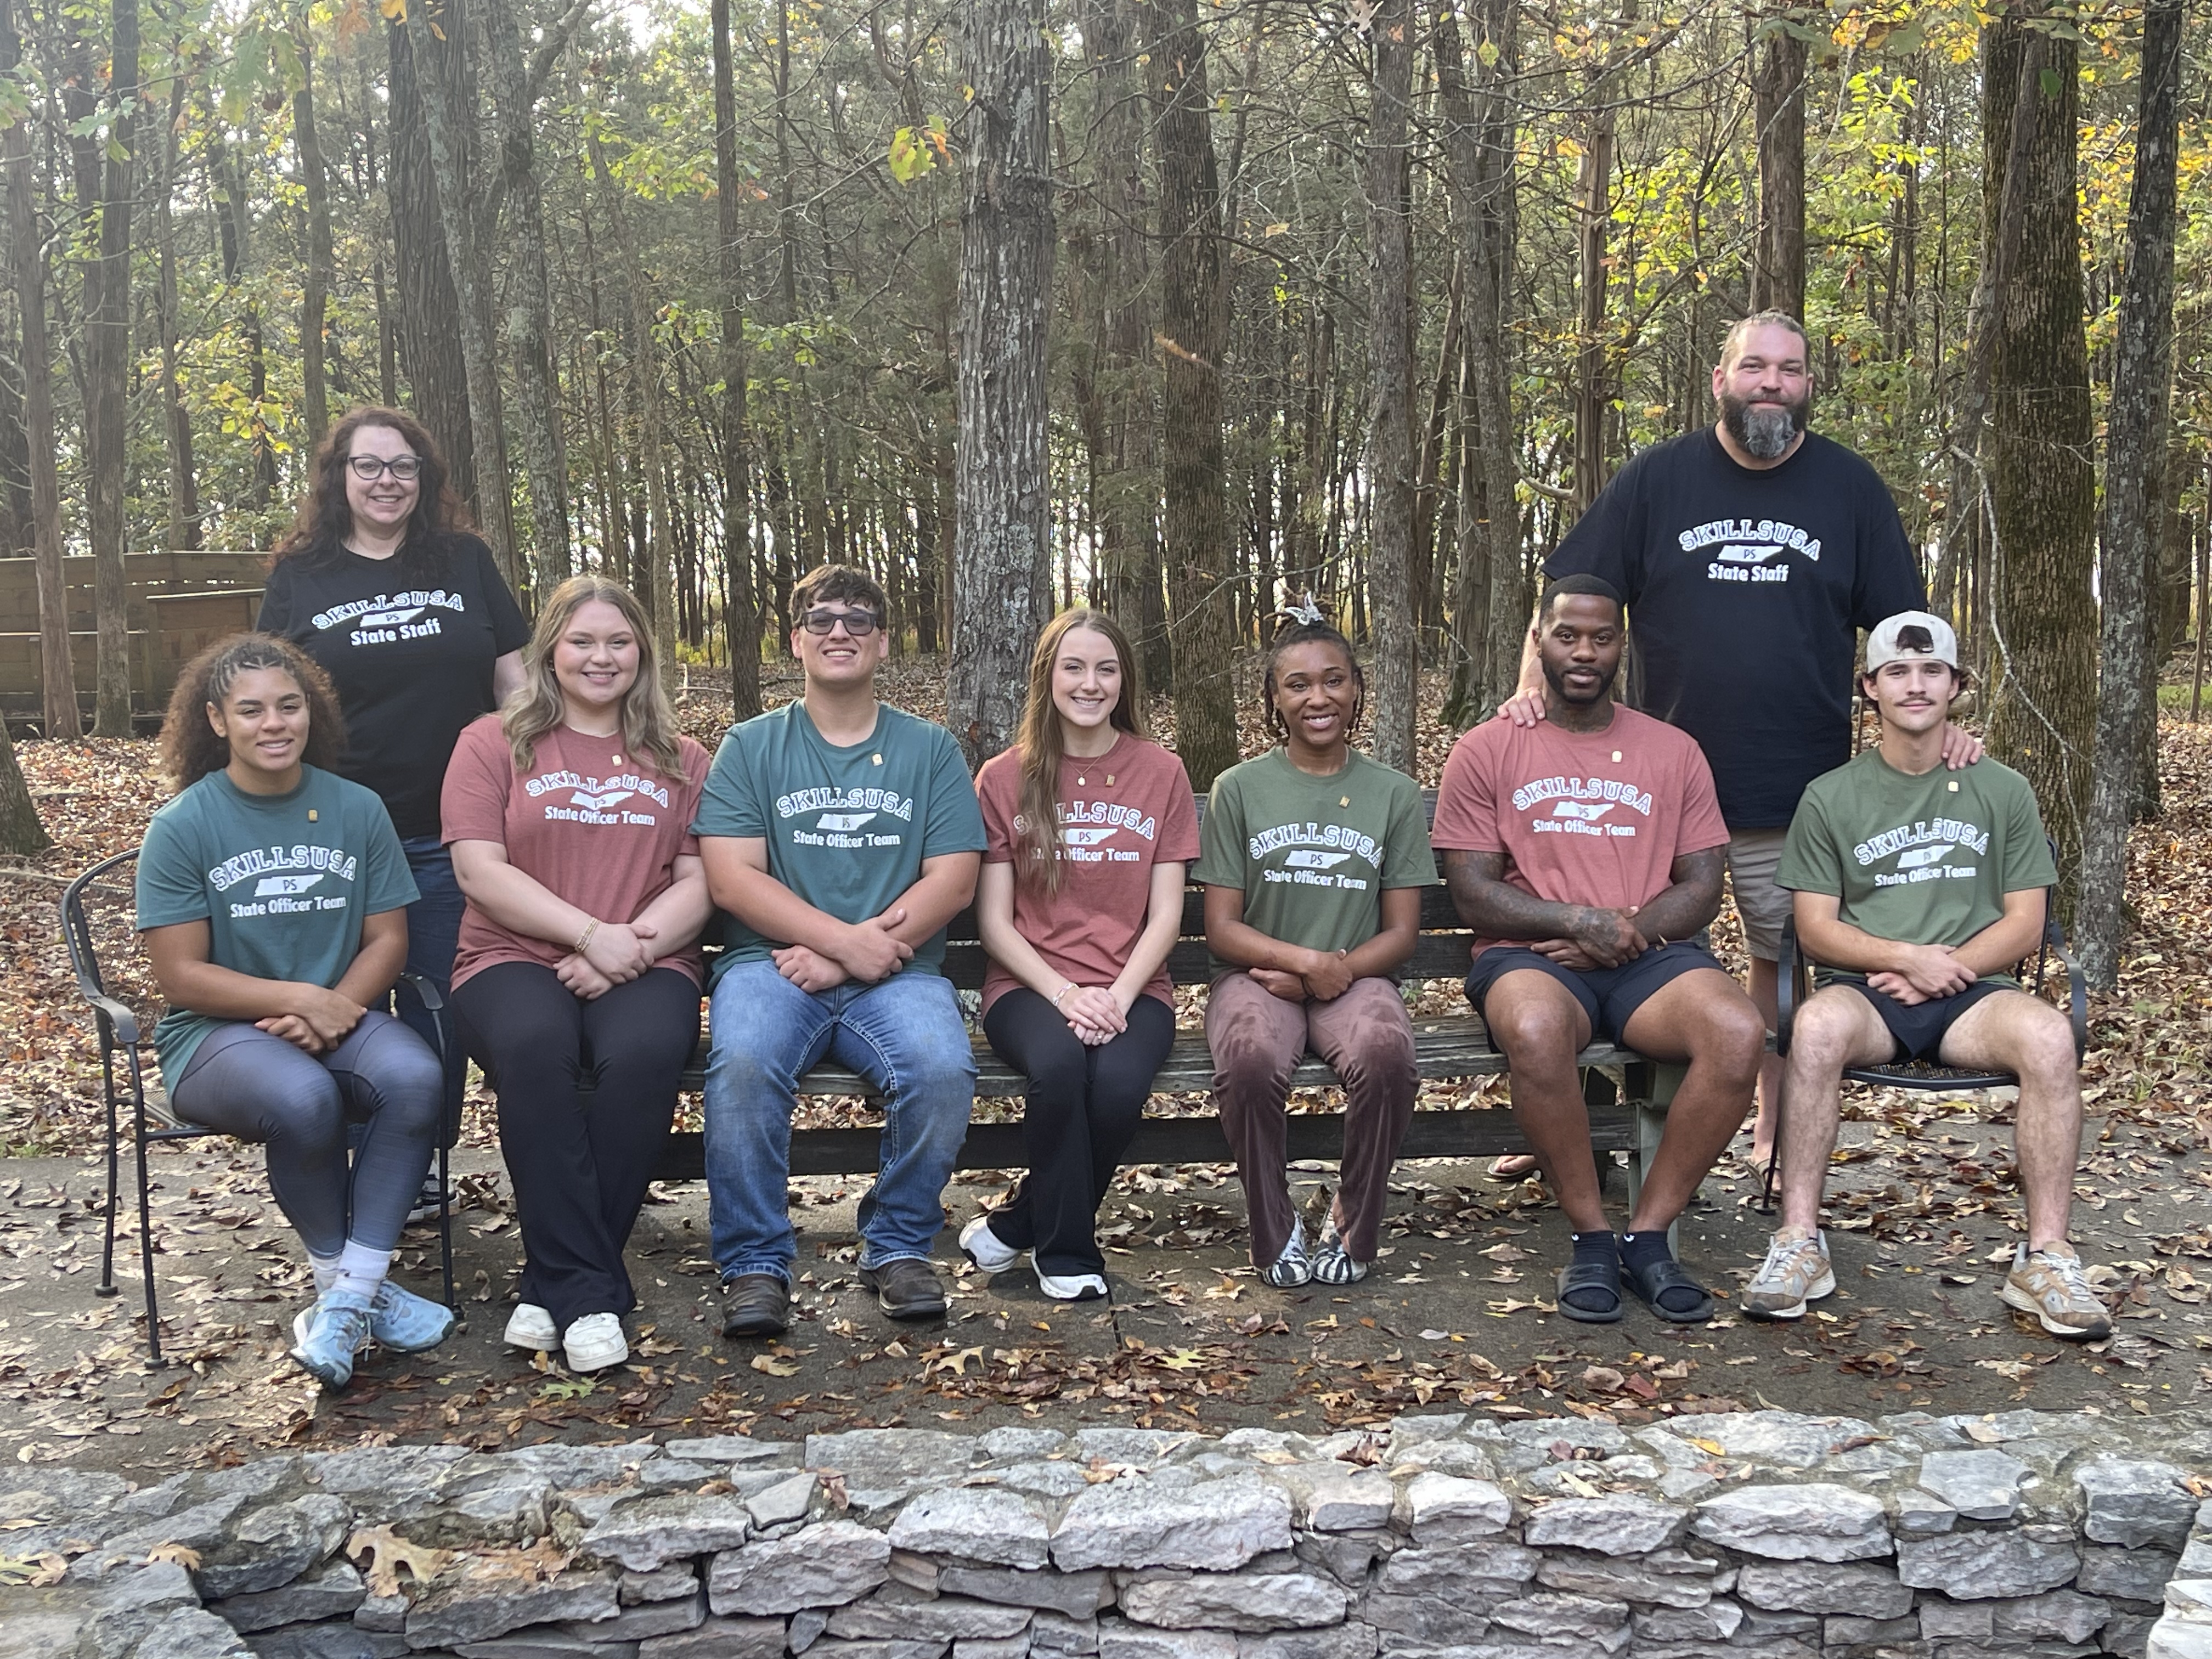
[
  {"xmin": 1624, "ymin": 1253, "xmax": 1715, "ymax": 1324},
  {"xmin": 1555, "ymin": 1257, "xmax": 1624, "ymax": 1323}
]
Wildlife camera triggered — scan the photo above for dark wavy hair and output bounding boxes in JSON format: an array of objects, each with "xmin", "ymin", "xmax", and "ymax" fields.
[
  {"xmin": 160, "ymin": 633, "xmax": 346, "ymax": 791},
  {"xmin": 270, "ymin": 405, "xmax": 474, "ymax": 583},
  {"xmin": 1261, "ymin": 612, "xmax": 1365, "ymax": 746}
]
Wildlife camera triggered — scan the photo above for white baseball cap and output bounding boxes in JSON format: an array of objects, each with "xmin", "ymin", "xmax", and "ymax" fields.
[{"xmin": 1865, "ymin": 611, "xmax": 1959, "ymax": 673}]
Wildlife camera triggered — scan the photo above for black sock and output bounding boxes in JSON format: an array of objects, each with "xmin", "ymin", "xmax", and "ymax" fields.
[
  {"xmin": 1620, "ymin": 1229, "xmax": 1673, "ymax": 1274},
  {"xmin": 1571, "ymin": 1229, "xmax": 1621, "ymax": 1268}
]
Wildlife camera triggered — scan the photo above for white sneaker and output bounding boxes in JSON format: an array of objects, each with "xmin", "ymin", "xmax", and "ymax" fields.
[
  {"xmin": 563, "ymin": 1312, "xmax": 629, "ymax": 1372},
  {"xmin": 1741, "ymin": 1227, "xmax": 1836, "ymax": 1322},
  {"xmin": 959, "ymin": 1214, "xmax": 1020, "ymax": 1273},
  {"xmin": 504, "ymin": 1302, "xmax": 558, "ymax": 1351},
  {"xmin": 1036, "ymin": 1269, "xmax": 1109, "ymax": 1302},
  {"xmin": 1262, "ymin": 1221, "xmax": 1312, "ymax": 1289}
]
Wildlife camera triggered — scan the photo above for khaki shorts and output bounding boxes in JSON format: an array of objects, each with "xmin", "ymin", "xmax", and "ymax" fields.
[{"xmin": 1725, "ymin": 827, "xmax": 1791, "ymax": 962}]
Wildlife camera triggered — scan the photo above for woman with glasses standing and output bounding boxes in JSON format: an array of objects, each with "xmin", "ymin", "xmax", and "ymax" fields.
[{"xmin": 259, "ymin": 408, "xmax": 532, "ymax": 1178}]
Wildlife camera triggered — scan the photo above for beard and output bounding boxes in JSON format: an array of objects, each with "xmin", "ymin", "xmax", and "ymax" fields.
[
  {"xmin": 1542, "ymin": 655, "xmax": 1618, "ymax": 707},
  {"xmin": 1720, "ymin": 387, "xmax": 1810, "ymax": 460}
]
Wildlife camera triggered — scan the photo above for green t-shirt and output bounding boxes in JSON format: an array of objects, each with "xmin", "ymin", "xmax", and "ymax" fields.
[
  {"xmin": 1776, "ymin": 748, "xmax": 2058, "ymax": 986},
  {"xmin": 1193, "ymin": 748, "xmax": 1437, "ymax": 962},
  {"xmin": 691, "ymin": 701, "xmax": 986, "ymax": 983},
  {"xmin": 135, "ymin": 766, "xmax": 420, "ymax": 1081}
]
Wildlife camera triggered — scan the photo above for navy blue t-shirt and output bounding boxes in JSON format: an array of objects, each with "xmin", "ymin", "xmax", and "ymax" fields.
[{"xmin": 1544, "ymin": 427, "xmax": 1924, "ymax": 830}]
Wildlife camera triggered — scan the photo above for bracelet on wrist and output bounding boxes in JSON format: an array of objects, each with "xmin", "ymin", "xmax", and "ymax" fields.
[
  {"xmin": 575, "ymin": 918, "xmax": 600, "ymax": 955},
  {"xmin": 1051, "ymin": 981, "xmax": 1076, "ymax": 1008}
]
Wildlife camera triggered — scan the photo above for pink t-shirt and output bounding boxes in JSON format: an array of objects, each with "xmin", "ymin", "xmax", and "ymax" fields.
[
  {"xmin": 1431, "ymin": 706, "xmax": 1729, "ymax": 961},
  {"xmin": 975, "ymin": 732, "xmax": 1200, "ymax": 1014},
  {"xmin": 442, "ymin": 716, "xmax": 711, "ymax": 989}
]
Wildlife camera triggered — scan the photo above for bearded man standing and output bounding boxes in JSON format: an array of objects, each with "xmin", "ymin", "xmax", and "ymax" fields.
[{"xmin": 1499, "ymin": 312, "xmax": 1970, "ymax": 1169}]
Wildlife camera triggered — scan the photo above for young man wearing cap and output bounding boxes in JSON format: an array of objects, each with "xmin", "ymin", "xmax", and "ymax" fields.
[{"xmin": 1744, "ymin": 611, "xmax": 2107, "ymax": 1339}]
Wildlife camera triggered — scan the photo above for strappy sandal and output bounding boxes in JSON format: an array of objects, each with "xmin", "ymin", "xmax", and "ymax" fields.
[
  {"xmin": 1555, "ymin": 1255, "xmax": 1623, "ymax": 1323},
  {"xmin": 1624, "ymin": 1252, "xmax": 1716, "ymax": 1324}
]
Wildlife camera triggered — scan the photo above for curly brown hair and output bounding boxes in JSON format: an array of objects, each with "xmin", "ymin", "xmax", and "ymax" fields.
[
  {"xmin": 160, "ymin": 634, "xmax": 346, "ymax": 791},
  {"xmin": 270, "ymin": 405, "xmax": 475, "ymax": 583}
]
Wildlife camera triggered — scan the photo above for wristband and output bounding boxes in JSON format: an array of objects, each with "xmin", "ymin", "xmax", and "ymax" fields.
[
  {"xmin": 1051, "ymin": 981, "xmax": 1077, "ymax": 1009},
  {"xmin": 575, "ymin": 918, "xmax": 600, "ymax": 955}
]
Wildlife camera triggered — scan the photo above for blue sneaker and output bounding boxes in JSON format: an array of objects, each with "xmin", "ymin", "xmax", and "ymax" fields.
[
  {"xmin": 290, "ymin": 1294, "xmax": 373, "ymax": 1389},
  {"xmin": 369, "ymin": 1279, "xmax": 456, "ymax": 1352}
]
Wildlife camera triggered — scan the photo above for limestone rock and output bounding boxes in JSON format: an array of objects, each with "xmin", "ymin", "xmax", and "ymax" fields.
[
  {"xmin": 213, "ymin": 1561, "xmax": 367, "ymax": 1633},
  {"xmin": 1399, "ymin": 1474, "xmax": 1510, "ymax": 1544},
  {"xmin": 828, "ymin": 1597, "xmax": 1037, "ymax": 1642},
  {"xmin": 937, "ymin": 1567, "xmax": 1110, "ymax": 1620},
  {"xmin": 300, "ymin": 1446, "xmax": 470, "ymax": 1517},
  {"xmin": 618, "ymin": 1566, "xmax": 700, "ymax": 1605},
  {"xmin": 744, "ymin": 1473, "xmax": 817, "ymax": 1532},
  {"xmin": 133, "ymin": 1609, "xmax": 252, "ymax": 1659},
  {"xmin": 74, "ymin": 1497, "xmax": 251, "ymax": 1581},
  {"xmin": 1029, "ymin": 1612, "xmax": 1100, "ymax": 1656},
  {"xmin": 245, "ymin": 1623, "xmax": 410, "ymax": 1659},
  {"xmin": 2078, "ymin": 1546, "xmax": 2181, "ymax": 1604},
  {"xmin": 1235, "ymin": 1628, "xmax": 1376, "ymax": 1659},
  {"xmin": 955, "ymin": 1641, "xmax": 1032, "ymax": 1659},
  {"xmin": 1658, "ymin": 1412, "xmax": 1882, "ymax": 1471},
  {"xmin": 1918, "ymin": 1598, "xmax": 1994, "ymax": 1638},
  {"xmin": 1359, "ymin": 1542, "xmax": 1536, "ymax": 1643},
  {"xmin": 405, "ymin": 1567, "xmax": 622, "ymax": 1647},
  {"xmin": 1522, "ymin": 1496, "xmax": 1686, "ymax": 1556},
  {"xmin": 708, "ymin": 1519, "xmax": 891, "ymax": 1615},
  {"xmin": 352, "ymin": 1594, "xmax": 407, "ymax": 1634},
  {"xmin": 1486, "ymin": 1591, "xmax": 1627, "ymax": 1640},
  {"xmin": 1117, "ymin": 1573, "xmax": 1347, "ymax": 1633},
  {"xmin": 419, "ymin": 1459, "xmax": 556, "ymax": 1548},
  {"xmin": 1734, "ymin": 1561, "xmax": 1913, "ymax": 1618},
  {"xmin": 199, "ymin": 1494, "xmax": 354, "ymax": 1600},
  {"xmin": 2078, "ymin": 1459, "xmax": 2199, "ymax": 1550},
  {"xmin": 806, "ymin": 1640, "xmax": 949, "ymax": 1659},
  {"xmin": 1897, "ymin": 1530, "xmax": 2080, "ymax": 1599},
  {"xmin": 979, "ymin": 1429, "xmax": 1068, "ymax": 1464},
  {"xmin": 449, "ymin": 1637, "xmax": 635, "ymax": 1659},
  {"xmin": 1991, "ymin": 1589, "xmax": 2113, "ymax": 1644},
  {"xmin": 1533, "ymin": 1550, "xmax": 1714, "ymax": 1609},
  {"xmin": 1290, "ymin": 1470, "xmax": 1392, "ymax": 1534},
  {"xmin": 890, "ymin": 1487, "xmax": 1051, "ymax": 1569},
  {"xmin": 584, "ymin": 1494, "xmax": 754, "ymax": 1572},
  {"xmin": 1632, "ymin": 1601, "xmax": 1744, "ymax": 1643},
  {"xmin": 636, "ymin": 1617, "xmax": 786, "ymax": 1659},
  {"xmin": 1094, "ymin": 1620, "xmax": 1237, "ymax": 1659},
  {"xmin": 660, "ymin": 1437, "xmax": 799, "ymax": 1468},
  {"xmin": 1919, "ymin": 1449, "xmax": 2030, "ymax": 1522},
  {"xmin": 1690, "ymin": 1485, "xmax": 1891, "ymax": 1562},
  {"xmin": 808, "ymin": 1431, "xmax": 977, "ymax": 1483},
  {"xmin": 1052, "ymin": 1479, "xmax": 1292, "ymax": 1573},
  {"xmin": 563, "ymin": 1594, "xmax": 708, "ymax": 1641},
  {"xmin": 1821, "ymin": 1613, "xmax": 1920, "ymax": 1646},
  {"xmin": 1894, "ymin": 1486, "xmax": 1959, "ymax": 1538}
]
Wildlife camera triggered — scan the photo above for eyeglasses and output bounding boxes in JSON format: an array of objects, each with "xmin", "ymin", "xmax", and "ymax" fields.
[
  {"xmin": 347, "ymin": 454, "xmax": 422, "ymax": 482},
  {"xmin": 800, "ymin": 607, "xmax": 880, "ymax": 636}
]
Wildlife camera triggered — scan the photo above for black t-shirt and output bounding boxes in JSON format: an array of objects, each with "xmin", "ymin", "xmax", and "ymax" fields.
[
  {"xmin": 1544, "ymin": 427, "xmax": 1924, "ymax": 830},
  {"xmin": 257, "ymin": 533, "xmax": 532, "ymax": 839}
]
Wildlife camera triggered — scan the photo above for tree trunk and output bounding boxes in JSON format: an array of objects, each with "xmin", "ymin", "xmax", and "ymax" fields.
[
  {"xmin": 1435, "ymin": 0, "xmax": 1520, "ymax": 726},
  {"xmin": 485, "ymin": 0, "xmax": 569, "ymax": 605},
  {"xmin": 947, "ymin": 0, "xmax": 1054, "ymax": 769},
  {"xmin": 295, "ymin": 20, "xmax": 334, "ymax": 454},
  {"xmin": 0, "ymin": 716, "xmax": 46, "ymax": 854},
  {"xmin": 1571, "ymin": 83, "xmax": 1615, "ymax": 512},
  {"xmin": 1151, "ymin": 0, "xmax": 1237, "ymax": 788},
  {"xmin": 1362, "ymin": 0, "xmax": 1418, "ymax": 775},
  {"xmin": 712, "ymin": 0, "xmax": 761, "ymax": 718},
  {"xmin": 0, "ymin": 0, "xmax": 72, "ymax": 736},
  {"xmin": 404, "ymin": 0, "xmax": 514, "ymax": 589},
  {"xmin": 587, "ymin": 130, "xmax": 675, "ymax": 685},
  {"xmin": 2076, "ymin": 0, "xmax": 2180, "ymax": 986},
  {"xmin": 1979, "ymin": 5, "xmax": 2096, "ymax": 910},
  {"xmin": 1750, "ymin": 10, "xmax": 1807, "ymax": 320},
  {"xmin": 154, "ymin": 77, "xmax": 198, "ymax": 551},
  {"xmin": 83, "ymin": 0, "xmax": 137, "ymax": 736}
]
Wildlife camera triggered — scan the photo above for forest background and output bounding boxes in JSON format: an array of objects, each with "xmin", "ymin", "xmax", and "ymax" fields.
[{"xmin": 0, "ymin": 0, "xmax": 2202, "ymax": 987}]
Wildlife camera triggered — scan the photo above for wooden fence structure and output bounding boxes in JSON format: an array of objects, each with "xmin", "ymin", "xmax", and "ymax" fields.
[{"xmin": 1, "ymin": 552, "xmax": 266, "ymax": 724}]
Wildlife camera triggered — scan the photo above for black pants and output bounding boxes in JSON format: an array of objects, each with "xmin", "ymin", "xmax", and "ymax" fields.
[
  {"xmin": 980, "ymin": 989, "xmax": 1175, "ymax": 1277},
  {"xmin": 453, "ymin": 962, "xmax": 701, "ymax": 1329}
]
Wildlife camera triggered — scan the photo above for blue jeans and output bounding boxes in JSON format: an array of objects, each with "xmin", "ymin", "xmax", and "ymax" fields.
[
  {"xmin": 702, "ymin": 960, "xmax": 976, "ymax": 1283},
  {"xmin": 397, "ymin": 836, "xmax": 468, "ymax": 1145}
]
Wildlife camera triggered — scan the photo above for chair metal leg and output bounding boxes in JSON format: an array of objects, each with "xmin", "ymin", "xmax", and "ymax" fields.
[
  {"xmin": 97, "ymin": 1049, "xmax": 121, "ymax": 1298},
  {"xmin": 134, "ymin": 1105, "xmax": 164, "ymax": 1366},
  {"xmin": 437, "ymin": 1139, "xmax": 455, "ymax": 1310},
  {"xmin": 1759, "ymin": 1070, "xmax": 1784, "ymax": 1215}
]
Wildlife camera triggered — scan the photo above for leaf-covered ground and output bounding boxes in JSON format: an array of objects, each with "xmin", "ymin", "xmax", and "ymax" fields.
[{"xmin": 3, "ymin": 659, "xmax": 2210, "ymax": 1476}]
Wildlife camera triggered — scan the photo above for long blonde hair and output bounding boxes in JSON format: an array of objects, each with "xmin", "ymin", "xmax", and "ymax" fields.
[
  {"xmin": 1014, "ymin": 608, "xmax": 1147, "ymax": 894},
  {"xmin": 504, "ymin": 577, "xmax": 687, "ymax": 780}
]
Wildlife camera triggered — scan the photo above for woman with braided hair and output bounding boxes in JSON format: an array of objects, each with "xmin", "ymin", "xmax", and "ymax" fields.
[{"xmin": 1193, "ymin": 602, "xmax": 1437, "ymax": 1287}]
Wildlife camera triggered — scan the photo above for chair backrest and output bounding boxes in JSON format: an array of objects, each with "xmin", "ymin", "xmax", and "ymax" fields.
[{"xmin": 60, "ymin": 848, "xmax": 150, "ymax": 1048}]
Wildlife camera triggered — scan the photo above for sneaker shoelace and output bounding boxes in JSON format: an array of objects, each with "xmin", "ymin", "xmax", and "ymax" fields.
[
  {"xmin": 1757, "ymin": 1233, "xmax": 1819, "ymax": 1284},
  {"xmin": 2028, "ymin": 1248, "xmax": 2096, "ymax": 1303}
]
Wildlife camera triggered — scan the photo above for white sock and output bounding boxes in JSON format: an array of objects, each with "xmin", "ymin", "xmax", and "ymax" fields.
[
  {"xmin": 330, "ymin": 1242, "xmax": 392, "ymax": 1306},
  {"xmin": 309, "ymin": 1252, "xmax": 341, "ymax": 1295}
]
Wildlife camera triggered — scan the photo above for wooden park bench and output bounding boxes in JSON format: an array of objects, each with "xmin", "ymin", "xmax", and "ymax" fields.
[{"xmin": 647, "ymin": 791, "xmax": 1692, "ymax": 1212}]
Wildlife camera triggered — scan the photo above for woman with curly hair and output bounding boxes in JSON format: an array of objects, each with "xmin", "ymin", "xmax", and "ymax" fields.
[
  {"xmin": 257, "ymin": 408, "xmax": 532, "ymax": 1164},
  {"xmin": 136, "ymin": 634, "xmax": 453, "ymax": 1389},
  {"xmin": 443, "ymin": 578, "xmax": 712, "ymax": 1373}
]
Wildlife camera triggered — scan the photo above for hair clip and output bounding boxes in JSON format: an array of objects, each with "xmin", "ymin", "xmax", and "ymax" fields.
[{"xmin": 1273, "ymin": 591, "xmax": 1327, "ymax": 629}]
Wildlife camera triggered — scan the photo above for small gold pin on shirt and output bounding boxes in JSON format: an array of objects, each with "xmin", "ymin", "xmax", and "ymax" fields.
[
  {"xmin": 307, "ymin": 809, "xmax": 318, "ymax": 822},
  {"xmin": 872, "ymin": 753, "xmax": 883, "ymax": 766},
  {"xmin": 1948, "ymin": 780, "xmax": 1959, "ymax": 792},
  {"xmin": 1105, "ymin": 775, "xmax": 1115, "ymax": 787},
  {"xmin": 1340, "ymin": 795, "xmax": 1350, "ymax": 808},
  {"xmin": 612, "ymin": 754, "xmax": 623, "ymax": 765},
  {"xmin": 1612, "ymin": 751, "xmax": 1622, "ymax": 763}
]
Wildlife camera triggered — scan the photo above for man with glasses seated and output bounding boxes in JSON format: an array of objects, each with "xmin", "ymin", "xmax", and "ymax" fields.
[
  {"xmin": 1747, "ymin": 611, "xmax": 2108, "ymax": 1340},
  {"xmin": 693, "ymin": 565, "xmax": 985, "ymax": 1337}
]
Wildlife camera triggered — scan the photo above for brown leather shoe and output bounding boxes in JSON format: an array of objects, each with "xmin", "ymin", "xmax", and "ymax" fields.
[
  {"xmin": 860, "ymin": 1258, "xmax": 948, "ymax": 1321},
  {"xmin": 720, "ymin": 1273, "xmax": 789, "ymax": 1339}
]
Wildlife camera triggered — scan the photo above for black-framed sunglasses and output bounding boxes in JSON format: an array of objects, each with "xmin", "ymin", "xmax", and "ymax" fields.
[
  {"xmin": 347, "ymin": 454, "xmax": 422, "ymax": 482},
  {"xmin": 800, "ymin": 607, "xmax": 880, "ymax": 636}
]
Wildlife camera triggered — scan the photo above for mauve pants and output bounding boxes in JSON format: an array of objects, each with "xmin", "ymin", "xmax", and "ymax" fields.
[{"xmin": 1206, "ymin": 972, "xmax": 1419, "ymax": 1267}]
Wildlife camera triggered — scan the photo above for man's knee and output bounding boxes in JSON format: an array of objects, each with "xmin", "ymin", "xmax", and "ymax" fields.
[
  {"xmin": 1485, "ymin": 990, "xmax": 1582, "ymax": 1066},
  {"xmin": 2001, "ymin": 1001, "xmax": 2079, "ymax": 1086},
  {"xmin": 1790, "ymin": 992, "xmax": 1868, "ymax": 1070},
  {"xmin": 1689, "ymin": 990, "xmax": 1766, "ymax": 1080}
]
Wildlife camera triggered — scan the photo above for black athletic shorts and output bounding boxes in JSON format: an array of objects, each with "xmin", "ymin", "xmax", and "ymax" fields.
[
  {"xmin": 1464, "ymin": 940, "xmax": 1724, "ymax": 1046},
  {"xmin": 1834, "ymin": 975, "xmax": 2009, "ymax": 1064}
]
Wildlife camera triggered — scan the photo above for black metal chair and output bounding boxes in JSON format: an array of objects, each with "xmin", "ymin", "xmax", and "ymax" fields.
[
  {"xmin": 1762, "ymin": 853, "xmax": 2088, "ymax": 1211},
  {"xmin": 60, "ymin": 848, "xmax": 456, "ymax": 1365}
]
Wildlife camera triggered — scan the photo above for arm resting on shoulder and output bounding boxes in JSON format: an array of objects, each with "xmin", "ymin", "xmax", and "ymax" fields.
[{"xmin": 492, "ymin": 652, "xmax": 528, "ymax": 705}]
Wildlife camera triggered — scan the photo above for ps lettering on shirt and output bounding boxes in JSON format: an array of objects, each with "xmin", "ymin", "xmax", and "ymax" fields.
[
  {"xmin": 1013, "ymin": 800, "xmax": 1161, "ymax": 866},
  {"xmin": 523, "ymin": 766, "xmax": 672, "ymax": 826},
  {"xmin": 1248, "ymin": 820, "xmax": 1381, "ymax": 890},
  {"xmin": 308, "ymin": 588, "xmax": 470, "ymax": 646},
  {"xmin": 1678, "ymin": 517, "xmax": 1822, "ymax": 586},
  {"xmin": 1510, "ymin": 775, "xmax": 1654, "ymax": 839},
  {"xmin": 1854, "ymin": 816, "xmax": 1990, "ymax": 887},
  {"xmin": 775, "ymin": 786, "xmax": 915, "ymax": 849},
  {"xmin": 208, "ymin": 842, "xmax": 362, "ymax": 917}
]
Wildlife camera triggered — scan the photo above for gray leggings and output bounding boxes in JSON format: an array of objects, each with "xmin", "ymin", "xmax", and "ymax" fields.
[{"xmin": 168, "ymin": 1010, "xmax": 443, "ymax": 1257}]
